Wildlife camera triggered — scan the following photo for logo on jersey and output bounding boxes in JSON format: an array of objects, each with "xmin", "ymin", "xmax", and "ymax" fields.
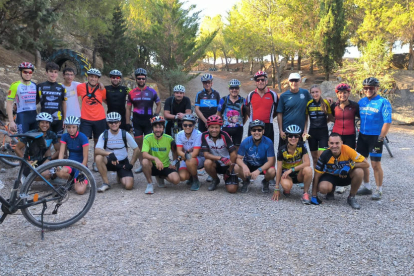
[
  {"xmin": 300, "ymin": 94, "xmax": 305, "ymax": 99},
  {"xmin": 46, "ymin": 96, "xmax": 59, "ymax": 102}
]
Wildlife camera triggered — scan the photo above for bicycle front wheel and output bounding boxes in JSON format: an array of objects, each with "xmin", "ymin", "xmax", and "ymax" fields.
[
  {"xmin": 0, "ymin": 131, "xmax": 19, "ymax": 167},
  {"xmin": 20, "ymin": 160, "xmax": 96, "ymax": 230}
]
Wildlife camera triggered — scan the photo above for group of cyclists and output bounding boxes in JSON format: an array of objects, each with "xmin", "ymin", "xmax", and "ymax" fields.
[{"xmin": 6, "ymin": 61, "xmax": 392, "ymax": 209}]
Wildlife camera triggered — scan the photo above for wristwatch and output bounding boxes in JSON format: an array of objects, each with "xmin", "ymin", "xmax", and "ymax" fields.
[
  {"xmin": 291, "ymin": 167, "xmax": 295, "ymax": 172},
  {"xmin": 258, "ymin": 167, "xmax": 263, "ymax": 173}
]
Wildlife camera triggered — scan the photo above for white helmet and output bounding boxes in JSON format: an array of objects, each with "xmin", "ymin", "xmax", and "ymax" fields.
[
  {"xmin": 229, "ymin": 79, "xmax": 241, "ymax": 87},
  {"xmin": 173, "ymin": 85, "xmax": 185, "ymax": 93},
  {"xmin": 36, "ymin": 112, "xmax": 53, "ymax": 123},
  {"xmin": 285, "ymin": 124, "xmax": 302, "ymax": 135},
  {"xmin": 106, "ymin": 112, "xmax": 122, "ymax": 122},
  {"xmin": 64, "ymin": 116, "xmax": 81, "ymax": 125},
  {"xmin": 87, "ymin": 68, "xmax": 102, "ymax": 77},
  {"xmin": 109, "ymin": 69, "xmax": 122, "ymax": 77}
]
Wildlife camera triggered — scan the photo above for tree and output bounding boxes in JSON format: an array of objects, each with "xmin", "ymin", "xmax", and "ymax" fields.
[{"xmin": 199, "ymin": 16, "xmax": 222, "ymax": 69}]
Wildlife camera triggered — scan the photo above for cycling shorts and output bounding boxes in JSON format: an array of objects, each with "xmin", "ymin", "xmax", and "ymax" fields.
[
  {"xmin": 16, "ymin": 110, "xmax": 37, "ymax": 134},
  {"xmin": 340, "ymin": 134, "xmax": 356, "ymax": 149},
  {"xmin": 245, "ymin": 163, "xmax": 274, "ymax": 175},
  {"xmin": 222, "ymin": 127, "xmax": 243, "ymax": 146},
  {"xmin": 179, "ymin": 157, "xmax": 205, "ymax": 170},
  {"xmin": 213, "ymin": 161, "xmax": 230, "ymax": 175},
  {"xmin": 319, "ymin": 173, "xmax": 352, "ymax": 187},
  {"xmin": 151, "ymin": 164, "xmax": 177, "ymax": 177},
  {"xmin": 282, "ymin": 169, "xmax": 300, "ymax": 183},
  {"xmin": 356, "ymin": 133, "xmax": 383, "ymax": 162},
  {"xmin": 50, "ymin": 120, "xmax": 63, "ymax": 134},
  {"xmin": 132, "ymin": 114, "xmax": 152, "ymax": 138},
  {"xmin": 80, "ymin": 119, "xmax": 106, "ymax": 139},
  {"xmin": 308, "ymin": 127, "xmax": 329, "ymax": 152},
  {"xmin": 106, "ymin": 157, "xmax": 133, "ymax": 178}
]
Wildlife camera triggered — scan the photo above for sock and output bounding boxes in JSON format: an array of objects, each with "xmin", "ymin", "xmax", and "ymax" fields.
[
  {"xmin": 193, "ymin": 175, "xmax": 198, "ymax": 181},
  {"xmin": 364, "ymin": 182, "xmax": 372, "ymax": 190},
  {"xmin": 378, "ymin": 186, "xmax": 382, "ymax": 192}
]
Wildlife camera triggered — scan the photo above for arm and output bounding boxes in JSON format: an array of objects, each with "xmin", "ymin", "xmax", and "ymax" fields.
[
  {"xmin": 51, "ymin": 143, "xmax": 61, "ymax": 160},
  {"xmin": 177, "ymin": 146, "xmax": 186, "ymax": 159},
  {"xmin": 277, "ymin": 113, "xmax": 285, "ymax": 138},
  {"xmin": 216, "ymin": 110, "xmax": 222, "ymax": 117},
  {"xmin": 6, "ymin": 100, "xmax": 16, "ymax": 131},
  {"xmin": 126, "ymin": 104, "xmax": 132, "ymax": 125},
  {"xmin": 203, "ymin": 151, "xmax": 221, "ymax": 161},
  {"xmin": 95, "ymin": 147, "xmax": 110, "ymax": 157},
  {"xmin": 354, "ymin": 158, "xmax": 370, "ymax": 169},
  {"xmin": 185, "ymin": 109, "xmax": 192, "ymax": 115},
  {"xmin": 195, "ymin": 106, "xmax": 207, "ymax": 124},
  {"xmin": 155, "ymin": 101, "xmax": 161, "ymax": 115},
  {"xmin": 379, "ymin": 123, "xmax": 391, "ymax": 138},
  {"xmin": 82, "ymin": 145, "xmax": 89, "ymax": 166},
  {"xmin": 58, "ymin": 142, "xmax": 66, "ymax": 160},
  {"xmin": 312, "ymin": 171, "xmax": 323, "ymax": 196},
  {"xmin": 164, "ymin": 110, "xmax": 175, "ymax": 120},
  {"xmin": 303, "ymin": 115, "xmax": 308, "ymax": 136},
  {"xmin": 15, "ymin": 141, "xmax": 25, "ymax": 158},
  {"xmin": 272, "ymin": 160, "xmax": 283, "ymax": 201},
  {"xmin": 62, "ymin": 101, "xmax": 67, "ymax": 123},
  {"xmin": 129, "ymin": 147, "xmax": 140, "ymax": 166}
]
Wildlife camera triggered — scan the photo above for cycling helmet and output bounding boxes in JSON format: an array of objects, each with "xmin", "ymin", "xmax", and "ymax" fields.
[
  {"xmin": 229, "ymin": 79, "xmax": 241, "ymax": 87},
  {"xmin": 18, "ymin": 62, "xmax": 35, "ymax": 72},
  {"xmin": 285, "ymin": 124, "xmax": 302, "ymax": 135},
  {"xmin": 87, "ymin": 68, "xmax": 101, "ymax": 77},
  {"xmin": 254, "ymin": 71, "xmax": 267, "ymax": 80},
  {"xmin": 363, "ymin": 77, "xmax": 380, "ymax": 87},
  {"xmin": 335, "ymin": 83, "xmax": 351, "ymax": 93},
  {"xmin": 109, "ymin": 69, "xmax": 122, "ymax": 77},
  {"xmin": 182, "ymin": 114, "xmax": 197, "ymax": 123},
  {"xmin": 249, "ymin": 119, "xmax": 265, "ymax": 130},
  {"xmin": 36, "ymin": 112, "xmax": 53, "ymax": 123},
  {"xmin": 201, "ymin": 73, "xmax": 213, "ymax": 82},
  {"xmin": 206, "ymin": 115, "xmax": 223, "ymax": 126},
  {"xmin": 64, "ymin": 116, "xmax": 80, "ymax": 125},
  {"xmin": 173, "ymin": 85, "xmax": 185, "ymax": 93},
  {"xmin": 135, "ymin": 68, "xmax": 147, "ymax": 76},
  {"xmin": 106, "ymin": 112, "xmax": 122, "ymax": 122},
  {"xmin": 150, "ymin": 116, "xmax": 165, "ymax": 126}
]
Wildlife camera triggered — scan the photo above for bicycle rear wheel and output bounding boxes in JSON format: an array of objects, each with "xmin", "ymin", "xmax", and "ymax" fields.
[
  {"xmin": 0, "ymin": 130, "xmax": 19, "ymax": 167},
  {"xmin": 20, "ymin": 160, "xmax": 96, "ymax": 230}
]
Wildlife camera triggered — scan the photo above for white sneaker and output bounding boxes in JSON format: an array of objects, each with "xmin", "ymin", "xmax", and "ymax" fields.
[
  {"xmin": 335, "ymin": 186, "xmax": 347, "ymax": 194},
  {"xmin": 156, "ymin": 176, "xmax": 165, "ymax": 188},
  {"xmin": 98, "ymin": 183, "xmax": 111, "ymax": 193},
  {"xmin": 145, "ymin": 183, "xmax": 154, "ymax": 194}
]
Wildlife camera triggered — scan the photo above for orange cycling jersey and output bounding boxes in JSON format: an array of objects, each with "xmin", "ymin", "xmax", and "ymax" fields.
[{"xmin": 77, "ymin": 83, "xmax": 106, "ymax": 121}]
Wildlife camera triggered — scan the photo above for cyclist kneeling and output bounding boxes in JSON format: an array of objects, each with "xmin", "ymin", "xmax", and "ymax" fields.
[
  {"xmin": 95, "ymin": 112, "xmax": 140, "ymax": 192},
  {"xmin": 176, "ymin": 115, "xmax": 205, "ymax": 191},
  {"xmin": 235, "ymin": 120, "xmax": 276, "ymax": 194},
  {"xmin": 272, "ymin": 125, "xmax": 313, "ymax": 204},
  {"xmin": 201, "ymin": 115, "xmax": 237, "ymax": 193},
  {"xmin": 55, "ymin": 116, "xmax": 90, "ymax": 195},
  {"xmin": 15, "ymin": 112, "xmax": 60, "ymax": 178}
]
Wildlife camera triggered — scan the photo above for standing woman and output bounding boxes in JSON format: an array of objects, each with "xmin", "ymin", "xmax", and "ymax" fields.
[
  {"xmin": 304, "ymin": 84, "xmax": 334, "ymax": 168},
  {"xmin": 330, "ymin": 83, "xmax": 359, "ymax": 149}
]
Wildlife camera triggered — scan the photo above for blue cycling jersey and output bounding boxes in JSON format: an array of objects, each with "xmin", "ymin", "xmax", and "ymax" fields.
[
  {"xmin": 237, "ymin": 136, "xmax": 275, "ymax": 166},
  {"xmin": 60, "ymin": 132, "xmax": 89, "ymax": 163},
  {"xmin": 359, "ymin": 95, "xmax": 392, "ymax": 135}
]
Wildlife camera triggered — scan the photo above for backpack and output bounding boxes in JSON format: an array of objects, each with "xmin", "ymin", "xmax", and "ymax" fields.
[
  {"xmin": 221, "ymin": 95, "xmax": 245, "ymax": 117},
  {"xmin": 103, "ymin": 129, "xmax": 128, "ymax": 150},
  {"xmin": 24, "ymin": 136, "xmax": 47, "ymax": 162}
]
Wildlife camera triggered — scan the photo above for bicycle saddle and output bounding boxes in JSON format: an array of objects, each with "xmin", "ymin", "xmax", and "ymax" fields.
[{"xmin": 11, "ymin": 132, "xmax": 43, "ymax": 140}]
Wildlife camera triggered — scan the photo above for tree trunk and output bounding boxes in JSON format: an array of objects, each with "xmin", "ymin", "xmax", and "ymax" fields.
[
  {"xmin": 249, "ymin": 58, "xmax": 253, "ymax": 75},
  {"xmin": 270, "ymin": 53, "xmax": 275, "ymax": 89},
  {"xmin": 274, "ymin": 55, "xmax": 282, "ymax": 92},
  {"xmin": 213, "ymin": 52, "xmax": 216, "ymax": 69},
  {"xmin": 93, "ymin": 47, "xmax": 98, "ymax": 68},
  {"xmin": 236, "ymin": 58, "xmax": 239, "ymax": 64},
  {"xmin": 260, "ymin": 56, "xmax": 265, "ymax": 71},
  {"xmin": 35, "ymin": 49, "xmax": 42, "ymax": 69},
  {"xmin": 310, "ymin": 55, "xmax": 314, "ymax": 75},
  {"xmin": 325, "ymin": 71, "xmax": 329, "ymax": 81},
  {"xmin": 408, "ymin": 40, "xmax": 414, "ymax": 70},
  {"xmin": 297, "ymin": 53, "xmax": 301, "ymax": 70},
  {"xmin": 290, "ymin": 56, "xmax": 294, "ymax": 70},
  {"xmin": 223, "ymin": 49, "xmax": 229, "ymax": 71}
]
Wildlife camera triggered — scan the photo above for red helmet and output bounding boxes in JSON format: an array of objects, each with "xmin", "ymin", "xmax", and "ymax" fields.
[
  {"xmin": 206, "ymin": 115, "xmax": 223, "ymax": 126},
  {"xmin": 254, "ymin": 71, "xmax": 267, "ymax": 80},
  {"xmin": 335, "ymin": 83, "xmax": 351, "ymax": 93},
  {"xmin": 18, "ymin": 62, "xmax": 35, "ymax": 72}
]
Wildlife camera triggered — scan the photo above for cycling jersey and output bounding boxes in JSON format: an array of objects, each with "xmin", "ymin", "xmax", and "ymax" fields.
[
  {"xmin": 105, "ymin": 85, "xmax": 131, "ymax": 119},
  {"xmin": 277, "ymin": 142, "xmax": 308, "ymax": 170},
  {"xmin": 195, "ymin": 89, "xmax": 221, "ymax": 119},
  {"xmin": 276, "ymin": 88, "xmax": 311, "ymax": 130},
  {"xmin": 96, "ymin": 129, "xmax": 138, "ymax": 161},
  {"xmin": 218, "ymin": 95, "xmax": 245, "ymax": 127},
  {"xmin": 142, "ymin": 133, "xmax": 175, "ymax": 167},
  {"xmin": 63, "ymin": 81, "xmax": 81, "ymax": 118},
  {"xmin": 77, "ymin": 83, "xmax": 106, "ymax": 121},
  {"xmin": 246, "ymin": 88, "xmax": 278, "ymax": 124},
  {"xmin": 164, "ymin": 96, "xmax": 192, "ymax": 136},
  {"xmin": 306, "ymin": 99, "xmax": 332, "ymax": 129},
  {"xmin": 315, "ymin": 144, "xmax": 365, "ymax": 176},
  {"xmin": 238, "ymin": 136, "xmax": 275, "ymax": 166},
  {"xmin": 127, "ymin": 86, "xmax": 160, "ymax": 117},
  {"xmin": 200, "ymin": 130, "xmax": 236, "ymax": 166},
  {"xmin": 176, "ymin": 129, "xmax": 202, "ymax": 154},
  {"xmin": 359, "ymin": 95, "xmax": 392, "ymax": 136},
  {"xmin": 20, "ymin": 129, "xmax": 58, "ymax": 162},
  {"xmin": 7, "ymin": 81, "xmax": 37, "ymax": 113},
  {"xmin": 60, "ymin": 131, "xmax": 89, "ymax": 163},
  {"xmin": 37, "ymin": 81, "xmax": 67, "ymax": 121},
  {"xmin": 331, "ymin": 100, "xmax": 359, "ymax": 135}
]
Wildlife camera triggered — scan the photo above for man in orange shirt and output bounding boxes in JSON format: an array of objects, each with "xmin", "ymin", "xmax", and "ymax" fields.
[{"xmin": 77, "ymin": 68, "xmax": 107, "ymax": 171}]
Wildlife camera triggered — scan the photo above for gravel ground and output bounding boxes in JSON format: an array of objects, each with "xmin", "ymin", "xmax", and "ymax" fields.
[{"xmin": 1, "ymin": 124, "xmax": 413, "ymax": 275}]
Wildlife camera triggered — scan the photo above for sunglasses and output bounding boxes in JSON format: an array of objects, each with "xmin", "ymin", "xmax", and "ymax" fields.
[
  {"xmin": 288, "ymin": 135, "xmax": 300, "ymax": 139},
  {"xmin": 108, "ymin": 121, "xmax": 120, "ymax": 125},
  {"xmin": 202, "ymin": 81, "xmax": 212, "ymax": 84},
  {"xmin": 251, "ymin": 128, "xmax": 263, "ymax": 133},
  {"xmin": 230, "ymin": 87, "xmax": 240, "ymax": 90},
  {"xmin": 289, "ymin": 79, "xmax": 300, "ymax": 83},
  {"xmin": 363, "ymin": 86, "xmax": 376, "ymax": 91},
  {"xmin": 111, "ymin": 76, "xmax": 121, "ymax": 79},
  {"xmin": 22, "ymin": 71, "xmax": 33, "ymax": 74},
  {"xmin": 136, "ymin": 77, "xmax": 146, "ymax": 81},
  {"xmin": 183, "ymin": 124, "xmax": 194, "ymax": 128},
  {"xmin": 256, "ymin": 78, "xmax": 266, "ymax": 82}
]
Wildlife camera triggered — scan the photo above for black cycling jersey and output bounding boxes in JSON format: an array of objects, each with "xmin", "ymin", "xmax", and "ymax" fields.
[
  {"xmin": 36, "ymin": 81, "xmax": 67, "ymax": 121},
  {"xmin": 105, "ymin": 85, "xmax": 130, "ymax": 119},
  {"xmin": 306, "ymin": 99, "xmax": 332, "ymax": 129},
  {"xmin": 164, "ymin": 96, "xmax": 192, "ymax": 122}
]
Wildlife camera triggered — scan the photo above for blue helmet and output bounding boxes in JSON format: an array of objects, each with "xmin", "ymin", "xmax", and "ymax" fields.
[{"xmin": 201, "ymin": 73, "xmax": 213, "ymax": 82}]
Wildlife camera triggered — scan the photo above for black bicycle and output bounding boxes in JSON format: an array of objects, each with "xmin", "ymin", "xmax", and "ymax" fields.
[
  {"xmin": 0, "ymin": 119, "xmax": 19, "ymax": 167},
  {"xmin": 0, "ymin": 132, "xmax": 96, "ymax": 239}
]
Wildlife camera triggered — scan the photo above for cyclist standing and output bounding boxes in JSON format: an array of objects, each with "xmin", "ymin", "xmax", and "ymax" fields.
[
  {"xmin": 217, "ymin": 79, "xmax": 247, "ymax": 150},
  {"xmin": 77, "ymin": 68, "xmax": 107, "ymax": 172},
  {"xmin": 141, "ymin": 116, "xmax": 180, "ymax": 194},
  {"xmin": 126, "ymin": 68, "xmax": 161, "ymax": 174},
  {"xmin": 164, "ymin": 85, "xmax": 192, "ymax": 137},
  {"xmin": 356, "ymin": 77, "xmax": 392, "ymax": 200},
  {"xmin": 62, "ymin": 68, "xmax": 81, "ymax": 119},
  {"xmin": 36, "ymin": 62, "xmax": 67, "ymax": 133},
  {"xmin": 7, "ymin": 62, "xmax": 37, "ymax": 133},
  {"xmin": 105, "ymin": 70, "xmax": 131, "ymax": 130},
  {"xmin": 245, "ymin": 71, "xmax": 278, "ymax": 144}
]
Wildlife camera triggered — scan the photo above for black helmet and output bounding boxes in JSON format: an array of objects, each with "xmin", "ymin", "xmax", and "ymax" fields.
[
  {"xmin": 249, "ymin": 119, "xmax": 265, "ymax": 130},
  {"xmin": 363, "ymin": 77, "xmax": 380, "ymax": 87}
]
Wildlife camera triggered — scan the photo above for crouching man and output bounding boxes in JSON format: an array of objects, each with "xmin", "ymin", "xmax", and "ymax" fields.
[{"xmin": 95, "ymin": 112, "xmax": 140, "ymax": 192}]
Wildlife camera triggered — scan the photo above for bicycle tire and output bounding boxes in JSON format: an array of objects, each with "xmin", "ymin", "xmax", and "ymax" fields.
[
  {"xmin": 20, "ymin": 159, "xmax": 96, "ymax": 230},
  {"xmin": 0, "ymin": 131, "xmax": 19, "ymax": 167},
  {"xmin": 384, "ymin": 137, "xmax": 393, "ymax": 158}
]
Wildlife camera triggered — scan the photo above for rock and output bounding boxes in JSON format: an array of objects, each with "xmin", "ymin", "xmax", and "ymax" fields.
[
  {"xmin": 0, "ymin": 168, "xmax": 6, "ymax": 173},
  {"xmin": 0, "ymin": 67, "xmax": 5, "ymax": 74},
  {"xmin": 0, "ymin": 88, "xmax": 7, "ymax": 118}
]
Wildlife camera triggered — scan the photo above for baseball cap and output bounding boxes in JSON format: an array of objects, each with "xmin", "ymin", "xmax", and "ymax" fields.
[{"xmin": 288, "ymin": 73, "xmax": 301, "ymax": 80}]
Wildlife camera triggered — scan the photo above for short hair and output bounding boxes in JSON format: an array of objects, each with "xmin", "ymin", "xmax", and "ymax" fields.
[
  {"xmin": 152, "ymin": 122, "xmax": 164, "ymax": 129},
  {"xmin": 329, "ymin": 132, "xmax": 342, "ymax": 140},
  {"xmin": 46, "ymin": 62, "xmax": 59, "ymax": 72},
  {"xmin": 62, "ymin": 67, "xmax": 75, "ymax": 75}
]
